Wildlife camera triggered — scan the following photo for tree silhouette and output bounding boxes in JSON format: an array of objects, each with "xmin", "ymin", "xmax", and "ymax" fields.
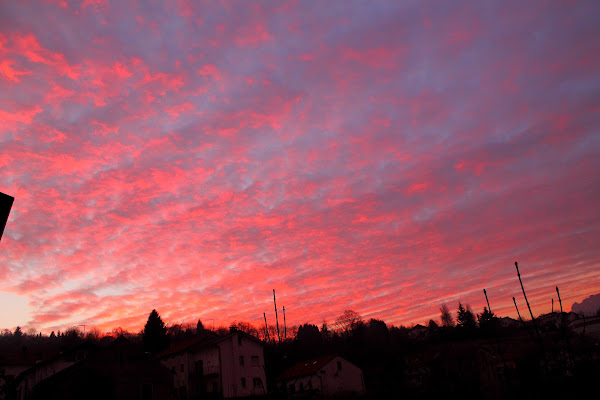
[
  {"xmin": 321, "ymin": 321, "xmax": 330, "ymax": 341},
  {"xmin": 440, "ymin": 304, "xmax": 454, "ymax": 327},
  {"xmin": 13, "ymin": 326, "xmax": 22, "ymax": 338},
  {"xmin": 296, "ymin": 324, "xmax": 321, "ymax": 345},
  {"xmin": 143, "ymin": 309, "xmax": 168, "ymax": 354},
  {"xmin": 196, "ymin": 319, "xmax": 205, "ymax": 334},
  {"xmin": 335, "ymin": 310, "xmax": 363, "ymax": 336},
  {"xmin": 456, "ymin": 302, "xmax": 476, "ymax": 329},
  {"xmin": 477, "ymin": 307, "xmax": 496, "ymax": 330},
  {"xmin": 428, "ymin": 319, "xmax": 439, "ymax": 330}
]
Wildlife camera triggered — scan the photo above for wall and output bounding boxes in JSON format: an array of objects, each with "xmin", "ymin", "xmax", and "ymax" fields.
[
  {"xmin": 219, "ymin": 333, "xmax": 267, "ymax": 398},
  {"xmin": 319, "ymin": 357, "xmax": 365, "ymax": 397}
]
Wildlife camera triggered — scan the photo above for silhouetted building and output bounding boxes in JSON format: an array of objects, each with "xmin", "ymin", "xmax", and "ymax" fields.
[
  {"xmin": 15, "ymin": 337, "xmax": 173, "ymax": 400},
  {"xmin": 497, "ymin": 317, "xmax": 520, "ymax": 329},
  {"xmin": 278, "ymin": 355, "xmax": 365, "ymax": 398},
  {"xmin": 16, "ymin": 342, "xmax": 96, "ymax": 400},
  {"xmin": 408, "ymin": 324, "xmax": 429, "ymax": 340},
  {"xmin": 157, "ymin": 329, "xmax": 267, "ymax": 399}
]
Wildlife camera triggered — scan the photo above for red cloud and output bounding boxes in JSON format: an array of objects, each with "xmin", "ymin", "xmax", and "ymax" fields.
[{"xmin": 0, "ymin": 0, "xmax": 599, "ymax": 334}]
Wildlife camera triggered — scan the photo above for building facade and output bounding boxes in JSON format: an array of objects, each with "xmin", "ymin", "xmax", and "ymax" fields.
[
  {"xmin": 278, "ymin": 355, "xmax": 365, "ymax": 398},
  {"xmin": 158, "ymin": 329, "xmax": 267, "ymax": 399}
]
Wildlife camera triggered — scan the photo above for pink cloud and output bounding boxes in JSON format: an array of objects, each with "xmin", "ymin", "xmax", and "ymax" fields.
[
  {"xmin": 0, "ymin": 0, "xmax": 599, "ymax": 334},
  {"xmin": 0, "ymin": 59, "xmax": 31, "ymax": 82}
]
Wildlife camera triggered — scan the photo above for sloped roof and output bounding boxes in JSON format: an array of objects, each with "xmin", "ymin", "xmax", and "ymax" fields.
[
  {"xmin": 155, "ymin": 333, "xmax": 221, "ymax": 359},
  {"xmin": 277, "ymin": 354, "xmax": 337, "ymax": 381},
  {"xmin": 15, "ymin": 341, "xmax": 98, "ymax": 383},
  {"xmin": 155, "ymin": 330, "xmax": 264, "ymax": 359}
]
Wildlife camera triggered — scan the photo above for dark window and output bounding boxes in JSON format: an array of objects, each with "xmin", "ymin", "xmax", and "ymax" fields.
[
  {"xmin": 299, "ymin": 382, "xmax": 304, "ymax": 392},
  {"xmin": 180, "ymin": 363, "xmax": 184, "ymax": 372},
  {"xmin": 289, "ymin": 383, "xmax": 295, "ymax": 393},
  {"xmin": 239, "ymin": 355, "xmax": 244, "ymax": 366},
  {"xmin": 171, "ymin": 366, "xmax": 175, "ymax": 374},
  {"xmin": 253, "ymin": 378, "xmax": 263, "ymax": 388},
  {"xmin": 241, "ymin": 377, "xmax": 246, "ymax": 388},
  {"xmin": 251, "ymin": 356, "xmax": 259, "ymax": 366},
  {"xmin": 308, "ymin": 380, "xmax": 312, "ymax": 389},
  {"xmin": 337, "ymin": 361, "xmax": 342, "ymax": 371},
  {"xmin": 141, "ymin": 383, "xmax": 153, "ymax": 400},
  {"xmin": 195, "ymin": 360, "xmax": 203, "ymax": 374}
]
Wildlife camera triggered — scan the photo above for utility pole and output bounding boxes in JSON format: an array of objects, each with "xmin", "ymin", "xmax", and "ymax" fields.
[
  {"xmin": 513, "ymin": 297, "xmax": 523, "ymax": 322},
  {"xmin": 263, "ymin": 313, "xmax": 270, "ymax": 342},
  {"xmin": 273, "ymin": 290, "xmax": 281, "ymax": 343},
  {"xmin": 556, "ymin": 286, "xmax": 563, "ymax": 313},
  {"xmin": 283, "ymin": 306, "xmax": 287, "ymax": 340},
  {"xmin": 515, "ymin": 262, "xmax": 537, "ymax": 323},
  {"xmin": 483, "ymin": 288, "xmax": 493, "ymax": 314}
]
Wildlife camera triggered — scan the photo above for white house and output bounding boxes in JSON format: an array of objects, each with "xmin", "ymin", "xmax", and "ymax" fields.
[
  {"xmin": 278, "ymin": 355, "xmax": 365, "ymax": 398},
  {"xmin": 158, "ymin": 328, "xmax": 267, "ymax": 399}
]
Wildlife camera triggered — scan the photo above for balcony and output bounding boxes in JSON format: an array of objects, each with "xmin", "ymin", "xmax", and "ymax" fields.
[{"xmin": 189, "ymin": 365, "xmax": 220, "ymax": 380}]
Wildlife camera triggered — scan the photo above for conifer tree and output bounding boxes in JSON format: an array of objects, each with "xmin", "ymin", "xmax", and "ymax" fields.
[
  {"xmin": 457, "ymin": 302, "xmax": 477, "ymax": 329},
  {"xmin": 196, "ymin": 319, "xmax": 205, "ymax": 334},
  {"xmin": 477, "ymin": 307, "xmax": 497, "ymax": 330},
  {"xmin": 13, "ymin": 326, "xmax": 22, "ymax": 338},
  {"xmin": 143, "ymin": 309, "xmax": 168, "ymax": 354}
]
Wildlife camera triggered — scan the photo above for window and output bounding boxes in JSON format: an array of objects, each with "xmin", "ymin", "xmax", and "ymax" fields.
[
  {"xmin": 299, "ymin": 382, "xmax": 304, "ymax": 392},
  {"xmin": 180, "ymin": 363, "xmax": 185, "ymax": 372},
  {"xmin": 171, "ymin": 366, "xmax": 175, "ymax": 374},
  {"xmin": 337, "ymin": 361, "xmax": 342, "ymax": 371},
  {"xmin": 253, "ymin": 378, "xmax": 263, "ymax": 388},
  {"xmin": 288, "ymin": 383, "xmax": 295, "ymax": 393},
  {"xmin": 241, "ymin": 377, "xmax": 246, "ymax": 388},
  {"xmin": 141, "ymin": 383, "xmax": 153, "ymax": 400},
  {"xmin": 251, "ymin": 356, "xmax": 259, "ymax": 367},
  {"xmin": 239, "ymin": 355, "xmax": 245, "ymax": 366},
  {"xmin": 195, "ymin": 360, "xmax": 203, "ymax": 374}
]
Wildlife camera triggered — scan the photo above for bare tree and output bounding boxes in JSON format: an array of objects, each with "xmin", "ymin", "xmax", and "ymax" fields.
[
  {"xmin": 86, "ymin": 327, "xmax": 102, "ymax": 341},
  {"xmin": 231, "ymin": 321, "xmax": 260, "ymax": 338},
  {"xmin": 440, "ymin": 304, "xmax": 454, "ymax": 327},
  {"xmin": 335, "ymin": 310, "xmax": 363, "ymax": 335}
]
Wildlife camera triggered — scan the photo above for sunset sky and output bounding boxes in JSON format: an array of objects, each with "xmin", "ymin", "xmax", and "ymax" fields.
[{"xmin": 1, "ymin": 0, "xmax": 599, "ymax": 334}]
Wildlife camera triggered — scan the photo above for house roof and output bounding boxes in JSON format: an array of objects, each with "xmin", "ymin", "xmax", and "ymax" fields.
[
  {"xmin": 156, "ymin": 330, "xmax": 264, "ymax": 359},
  {"xmin": 277, "ymin": 354, "xmax": 337, "ymax": 381},
  {"xmin": 15, "ymin": 341, "xmax": 98, "ymax": 383},
  {"xmin": 155, "ymin": 333, "xmax": 221, "ymax": 359}
]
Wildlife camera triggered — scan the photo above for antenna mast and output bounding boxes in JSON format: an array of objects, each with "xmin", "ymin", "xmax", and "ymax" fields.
[
  {"xmin": 273, "ymin": 289, "xmax": 281, "ymax": 343},
  {"xmin": 283, "ymin": 306, "xmax": 287, "ymax": 340}
]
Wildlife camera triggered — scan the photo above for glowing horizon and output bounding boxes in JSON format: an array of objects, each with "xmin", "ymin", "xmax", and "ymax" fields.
[{"xmin": 1, "ymin": 0, "xmax": 599, "ymax": 334}]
